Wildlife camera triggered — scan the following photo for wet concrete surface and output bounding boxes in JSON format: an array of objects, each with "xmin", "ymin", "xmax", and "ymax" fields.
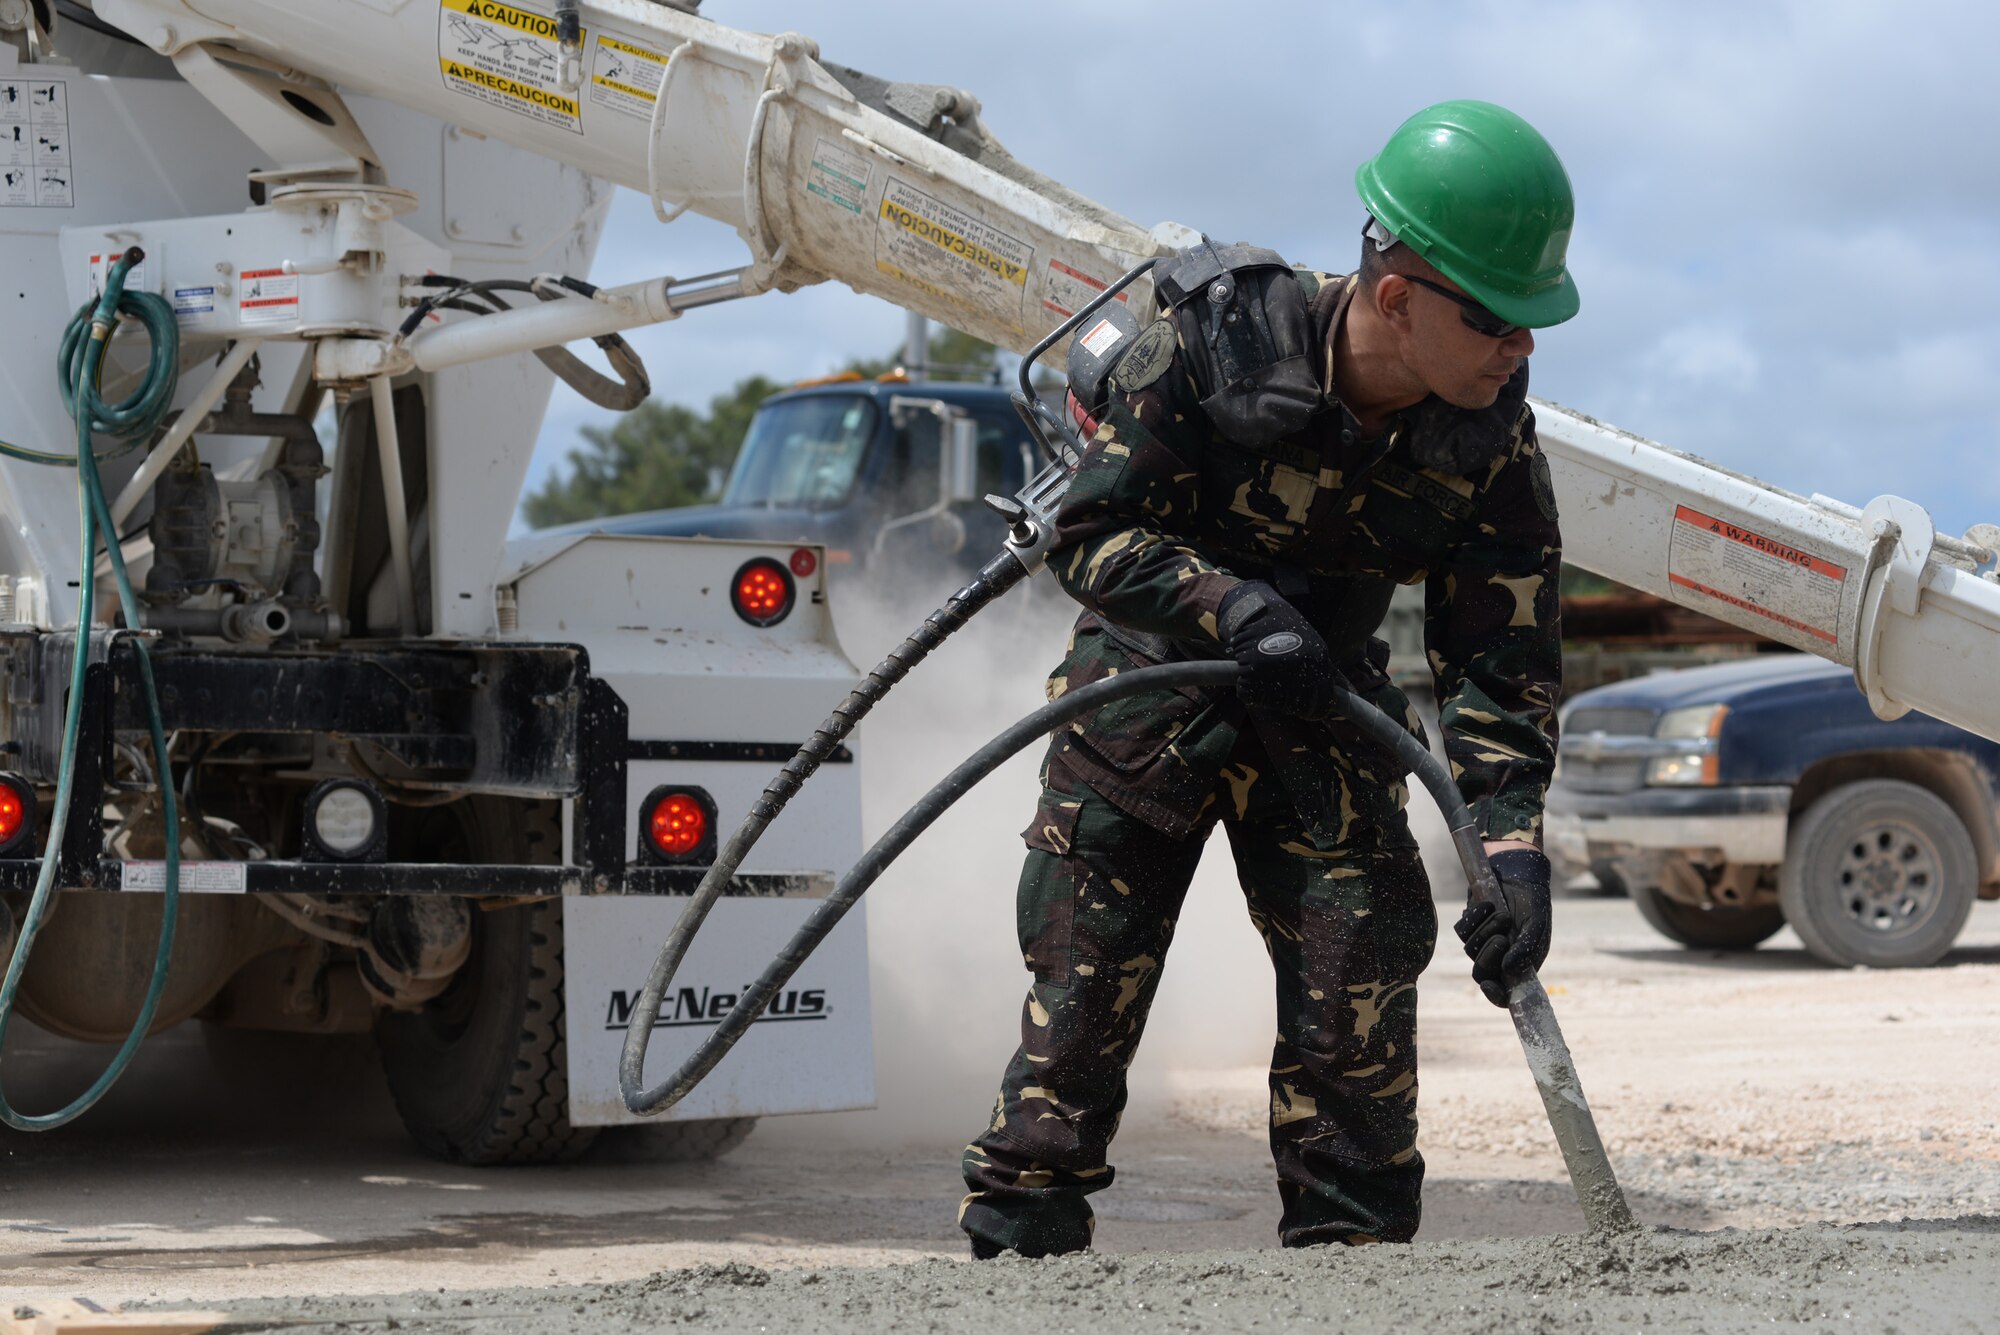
[
  {"xmin": 200, "ymin": 1217, "xmax": 2000, "ymax": 1333},
  {"xmin": 3, "ymin": 895, "xmax": 1998, "ymax": 1329}
]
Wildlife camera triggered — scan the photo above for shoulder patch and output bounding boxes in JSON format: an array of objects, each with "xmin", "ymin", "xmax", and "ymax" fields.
[
  {"xmin": 1109, "ymin": 318, "xmax": 1177, "ymax": 394},
  {"xmin": 1529, "ymin": 449, "xmax": 1559, "ymax": 521}
]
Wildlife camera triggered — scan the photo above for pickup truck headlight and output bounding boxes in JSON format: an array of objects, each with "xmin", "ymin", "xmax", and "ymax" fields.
[{"xmin": 1644, "ymin": 704, "xmax": 1727, "ymax": 786}]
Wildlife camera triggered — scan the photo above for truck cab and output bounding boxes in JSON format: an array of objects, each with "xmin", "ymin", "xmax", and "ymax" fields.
[{"xmin": 573, "ymin": 376, "xmax": 1042, "ymax": 595}]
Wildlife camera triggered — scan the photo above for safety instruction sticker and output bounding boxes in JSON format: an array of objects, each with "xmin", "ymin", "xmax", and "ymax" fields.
[
  {"xmin": 1077, "ymin": 316, "xmax": 1125, "ymax": 358},
  {"xmin": 239, "ymin": 268, "xmax": 301, "ymax": 325},
  {"xmin": 1043, "ymin": 257, "xmax": 1124, "ymax": 319},
  {"xmin": 876, "ymin": 177, "xmax": 1033, "ymax": 329},
  {"xmin": 438, "ymin": 0, "xmax": 583, "ymax": 135},
  {"xmin": 1666, "ymin": 505, "xmax": 1847, "ymax": 645},
  {"xmin": 1, "ymin": 76, "xmax": 72, "ymax": 208},
  {"xmin": 806, "ymin": 135, "xmax": 871, "ymax": 215},
  {"xmin": 588, "ymin": 32, "xmax": 669, "ymax": 119},
  {"xmin": 172, "ymin": 285, "xmax": 217, "ymax": 323},
  {"xmin": 123, "ymin": 861, "xmax": 248, "ymax": 893},
  {"xmin": 85, "ymin": 252, "xmax": 151, "ymax": 301}
]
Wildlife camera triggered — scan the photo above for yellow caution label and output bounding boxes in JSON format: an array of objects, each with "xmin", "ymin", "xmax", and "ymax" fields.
[
  {"xmin": 448, "ymin": 0, "xmax": 561, "ymax": 38},
  {"xmin": 873, "ymin": 178, "xmax": 1035, "ymax": 335},
  {"xmin": 598, "ymin": 34, "xmax": 658, "ymax": 59},
  {"xmin": 440, "ymin": 59, "xmax": 579, "ymax": 118},
  {"xmin": 588, "ymin": 31, "xmax": 671, "ymax": 120},
  {"xmin": 878, "ymin": 188, "xmax": 1029, "ymax": 288},
  {"xmin": 438, "ymin": 0, "xmax": 583, "ymax": 134}
]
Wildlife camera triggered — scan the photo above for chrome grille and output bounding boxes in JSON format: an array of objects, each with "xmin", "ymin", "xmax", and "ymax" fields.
[{"xmin": 1559, "ymin": 706, "xmax": 1660, "ymax": 793}]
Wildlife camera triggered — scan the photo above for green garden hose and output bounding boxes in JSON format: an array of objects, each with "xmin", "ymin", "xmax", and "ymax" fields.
[{"xmin": 0, "ymin": 248, "xmax": 183, "ymax": 1131}]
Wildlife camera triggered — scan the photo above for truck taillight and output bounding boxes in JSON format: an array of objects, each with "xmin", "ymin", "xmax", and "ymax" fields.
[
  {"xmin": 0, "ymin": 774, "xmax": 34, "ymax": 857},
  {"xmin": 732, "ymin": 558, "xmax": 795, "ymax": 627},
  {"xmin": 641, "ymin": 785, "xmax": 716, "ymax": 864},
  {"xmin": 789, "ymin": 547, "xmax": 817, "ymax": 578}
]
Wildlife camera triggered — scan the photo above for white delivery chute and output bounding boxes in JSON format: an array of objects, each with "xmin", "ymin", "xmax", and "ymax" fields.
[{"xmin": 1536, "ymin": 402, "xmax": 2000, "ymax": 736}]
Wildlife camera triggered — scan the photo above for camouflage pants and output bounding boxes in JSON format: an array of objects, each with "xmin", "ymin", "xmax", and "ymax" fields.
[{"xmin": 960, "ymin": 740, "xmax": 1438, "ymax": 1254}]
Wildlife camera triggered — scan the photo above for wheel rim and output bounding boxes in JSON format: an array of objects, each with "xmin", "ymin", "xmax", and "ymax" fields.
[{"xmin": 1835, "ymin": 818, "xmax": 1942, "ymax": 938}]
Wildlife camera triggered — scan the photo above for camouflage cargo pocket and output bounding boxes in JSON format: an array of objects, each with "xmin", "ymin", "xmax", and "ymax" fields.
[
  {"xmin": 1017, "ymin": 794, "xmax": 1083, "ymax": 984},
  {"xmin": 1054, "ymin": 624, "xmax": 1209, "ymax": 776}
]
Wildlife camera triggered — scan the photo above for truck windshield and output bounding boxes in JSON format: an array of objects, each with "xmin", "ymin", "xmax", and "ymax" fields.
[{"xmin": 722, "ymin": 396, "xmax": 877, "ymax": 509}]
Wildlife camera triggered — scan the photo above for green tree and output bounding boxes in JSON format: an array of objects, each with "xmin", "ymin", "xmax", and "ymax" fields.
[{"xmin": 521, "ymin": 374, "xmax": 781, "ymax": 528}]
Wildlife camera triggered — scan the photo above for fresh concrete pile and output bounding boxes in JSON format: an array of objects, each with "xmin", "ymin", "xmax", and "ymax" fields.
[{"xmin": 206, "ymin": 1218, "xmax": 2000, "ymax": 1333}]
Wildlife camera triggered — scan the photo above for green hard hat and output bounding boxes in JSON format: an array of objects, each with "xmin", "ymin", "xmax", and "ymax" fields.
[{"xmin": 1355, "ymin": 100, "xmax": 1579, "ymax": 329}]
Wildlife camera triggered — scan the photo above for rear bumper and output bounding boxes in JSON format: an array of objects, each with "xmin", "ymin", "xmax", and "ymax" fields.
[{"xmin": 1546, "ymin": 784, "xmax": 1792, "ymax": 871}]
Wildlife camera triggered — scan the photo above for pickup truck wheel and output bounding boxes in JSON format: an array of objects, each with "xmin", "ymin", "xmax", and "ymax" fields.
[
  {"xmin": 1779, "ymin": 780, "xmax": 1977, "ymax": 968},
  {"xmin": 1631, "ymin": 882, "xmax": 1784, "ymax": 950}
]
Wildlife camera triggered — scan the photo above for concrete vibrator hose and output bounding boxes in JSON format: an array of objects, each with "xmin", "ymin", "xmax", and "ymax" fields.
[{"xmin": 619, "ymin": 646, "xmax": 1638, "ymax": 1234}]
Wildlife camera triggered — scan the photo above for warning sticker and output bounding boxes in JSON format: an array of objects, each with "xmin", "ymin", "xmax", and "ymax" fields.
[
  {"xmin": 438, "ymin": 0, "xmax": 583, "ymax": 135},
  {"xmin": 806, "ymin": 135, "xmax": 871, "ymax": 216},
  {"xmin": 1078, "ymin": 316, "xmax": 1125, "ymax": 358},
  {"xmin": 1667, "ymin": 505, "xmax": 1847, "ymax": 645},
  {"xmin": 1043, "ymin": 258, "xmax": 1125, "ymax": 318},
  {"xmin": 123, "ymin": 861, "xmax": 247, "ymax": 893},
  {"xmin": 238, "ymin": 268, "xmax": 301, "ymax": 326},
  {"xmin": 86, "ymin": 252, "xmax": 151, "ymax": 301},
  {"xmin": 0, "ymin": 76, "xmax": 72, "ymax": 209},
  {"xmin": 588, "ymin": 32, "xmax": 668, "ymax": 120},
  {"xmin": 876, "ymin": 177, "xmax": 1034, "ymax": 328}
]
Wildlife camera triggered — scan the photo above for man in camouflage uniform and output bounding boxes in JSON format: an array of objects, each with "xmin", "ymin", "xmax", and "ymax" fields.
[{"xmin": 960, "ymin": 101, "xmax": 1581, "ymax": 1255}]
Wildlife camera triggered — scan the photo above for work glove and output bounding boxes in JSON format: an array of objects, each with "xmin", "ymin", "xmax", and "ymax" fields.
[
  {"xmin": 1216, "ymin": 581, "xmax": 1345, "ymax": 721},
  {"xmin": 1453, "ymin": 846, "xmax": 1553, "ymax": 1008}
]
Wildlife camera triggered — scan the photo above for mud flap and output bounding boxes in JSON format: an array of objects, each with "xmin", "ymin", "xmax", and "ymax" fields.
[{"xmin": 562, "ymin": 896, "xmax": 876, "ymax": 1126}]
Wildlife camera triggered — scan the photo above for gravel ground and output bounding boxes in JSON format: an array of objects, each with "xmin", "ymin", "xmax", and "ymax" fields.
[{"xmin": 182, "ymin": 1218, "xmax": 2000, "ymax": 1333}]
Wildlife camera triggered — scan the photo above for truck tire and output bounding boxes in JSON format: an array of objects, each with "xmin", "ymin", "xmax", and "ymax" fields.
[
  {"xmin": 377, "ymin": 897, "xmax": 597, "ymax": 1165},
  {"xmin": 593, "ymin": 1117, "xmax": 758, "ymax": 1163},
  {"xmin": 1631, "ymin": 882, "xmax": 1784, "ymax": 950},
  {"xmin": 1778, "ymin": 779, "xmax": 1977, "ymax": 968}
]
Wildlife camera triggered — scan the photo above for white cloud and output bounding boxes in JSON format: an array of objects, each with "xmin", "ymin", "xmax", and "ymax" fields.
[{"xmin": 1644, "ymin": 322, "xmax": 1762, "ymax": 393}]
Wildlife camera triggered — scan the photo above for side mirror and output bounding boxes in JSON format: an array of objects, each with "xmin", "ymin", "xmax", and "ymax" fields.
[{"xmin": 942, "ymin": 417, "xmax": 981, "ymax": 505}]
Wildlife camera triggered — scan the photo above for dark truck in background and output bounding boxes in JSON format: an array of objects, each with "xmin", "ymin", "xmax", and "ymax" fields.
[
  {"xmin": 1547, "ymin": 655, "xmax": 2000, "ymax": 968},
  {"xmin": 563, "ymin": 374, "xmax": 1042, "ymax": 597}
]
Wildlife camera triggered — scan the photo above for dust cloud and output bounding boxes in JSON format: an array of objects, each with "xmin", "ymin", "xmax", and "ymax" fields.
[{"xmin": 821, "ymin": 578, "xmax": 1460, "ymax": 1146}]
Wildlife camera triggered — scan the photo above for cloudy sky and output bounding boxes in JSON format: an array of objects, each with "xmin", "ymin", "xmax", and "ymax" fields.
[{"xmin": 525, "ymin": 0, "xmax": 2000, "ymax": 548}]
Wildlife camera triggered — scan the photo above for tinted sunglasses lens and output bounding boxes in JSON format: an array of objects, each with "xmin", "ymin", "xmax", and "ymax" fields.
[{"xmin": 1460, "ymin": 306, "xmax": 1518, "ymax": 338}]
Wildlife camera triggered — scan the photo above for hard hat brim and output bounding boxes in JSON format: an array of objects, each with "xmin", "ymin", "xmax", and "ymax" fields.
[{"xmin": 1478, "ymin": 270, "xmax": 1580, "ymax": 330}]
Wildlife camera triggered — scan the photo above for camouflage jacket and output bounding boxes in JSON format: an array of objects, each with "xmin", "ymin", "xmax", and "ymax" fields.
[{"xmin": 1044, "ymin": 269, "xmax": 1562, "ymax": 849}]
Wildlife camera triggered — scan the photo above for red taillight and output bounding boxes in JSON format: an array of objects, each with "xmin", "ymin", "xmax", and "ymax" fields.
[
  {"xmin": 731, "ymin": 558, "xmax": 795, "ymax": 627},
  {"xmin": 0, "ymin": 775, "xmax": 35, "ymax": 857},
  {"xmin": 789, "ymin": 547, "xmax": 817, "ymax": 578},
  {"xmin": 642, "ymin": 786, "xmax": 715, "ymax": 863}
]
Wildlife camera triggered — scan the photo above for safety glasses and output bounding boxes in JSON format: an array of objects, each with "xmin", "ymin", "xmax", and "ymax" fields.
[{"xmin": 1402, "ymin": 274, "xmax": 1521, "ymax": 339}]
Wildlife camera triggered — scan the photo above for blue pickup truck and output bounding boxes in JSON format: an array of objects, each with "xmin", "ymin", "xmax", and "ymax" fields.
[{"xmin": 1546, "ymin": 654, "xmax": 2000, "ymax": 967}]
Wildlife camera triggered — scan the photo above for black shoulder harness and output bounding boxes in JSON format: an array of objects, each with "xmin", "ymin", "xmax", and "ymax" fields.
[{"xmin": 1153, "ymin": 239, "xmax": 1322, "ymax": 447}]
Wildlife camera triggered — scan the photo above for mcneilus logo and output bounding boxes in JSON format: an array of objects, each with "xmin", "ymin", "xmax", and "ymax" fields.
[{"xmin": 603, "ymin": 985, "xmax": 828, "ymax": 1030}]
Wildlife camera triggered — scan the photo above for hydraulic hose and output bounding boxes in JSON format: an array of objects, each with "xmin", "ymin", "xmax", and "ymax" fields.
[
  {"xmin": 622, "ymin": 657, "xmax": 1239, "ymax": 1116},
  {"xmin": 621, "ymin": 546, "xmax": 1034, "ymax": 1113},
  {"xmin": 0, "ymin": 249, "xmax": 183, "ymax": 1131}
]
